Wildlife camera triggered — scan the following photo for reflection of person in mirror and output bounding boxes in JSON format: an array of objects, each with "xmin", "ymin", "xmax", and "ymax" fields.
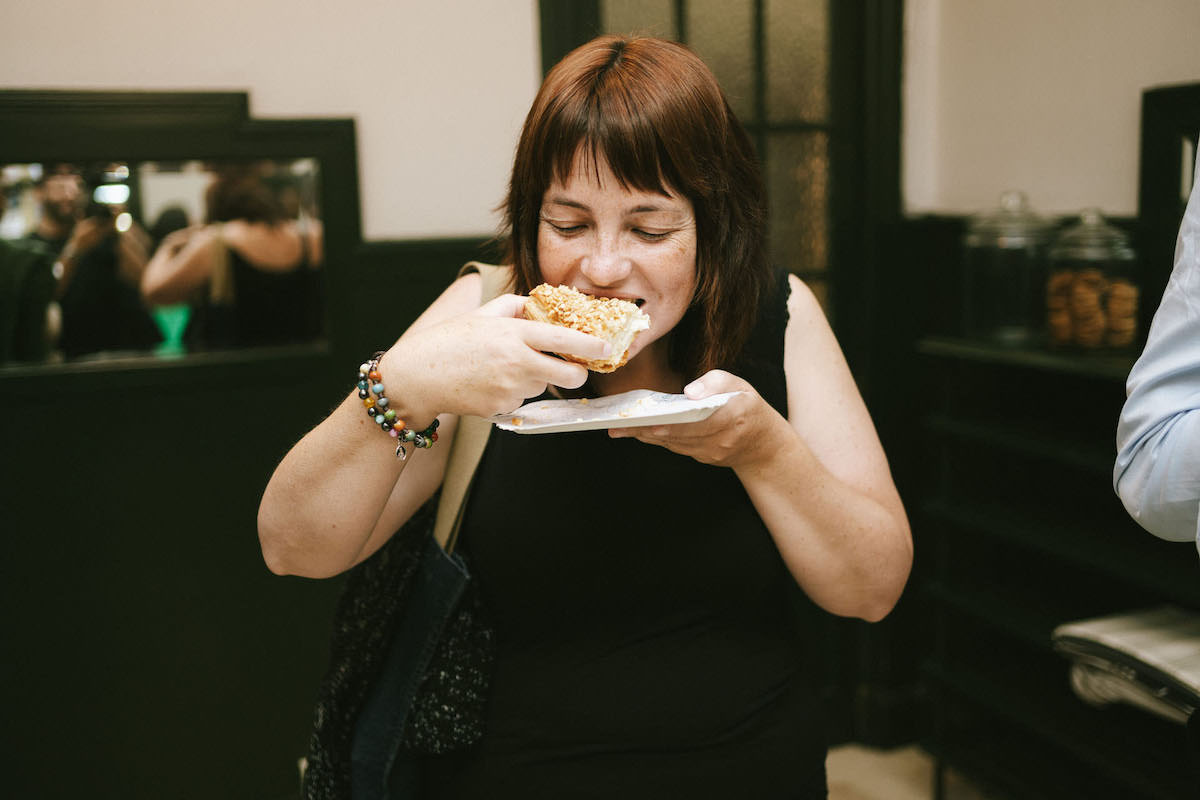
[
  {"xmin": 140, "ymin": 162, "xmax": 323, "ymax": 348},
  {"xmin": 26, "ymin": 164, "xmax": 160, "ymax": 358},
  {"xmin": 259, "ymin": 36, "xmax": 911, "ymax": 798},
  {"xmin": 0, "ymin": 180, "xmax": 56, "ymax": 364}
]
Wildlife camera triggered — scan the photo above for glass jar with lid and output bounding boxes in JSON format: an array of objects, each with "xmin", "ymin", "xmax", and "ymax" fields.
[
  {"xmin": 962, "ymin": 190, "xmax": 1050, "ymax": 346},
  {"xmin": 1045, "ymin": 209, "xmax": 1138, "ymax": 351}
]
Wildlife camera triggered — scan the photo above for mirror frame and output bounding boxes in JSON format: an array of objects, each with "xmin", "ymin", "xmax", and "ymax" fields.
[
  {"xmin": 0, "ymin": 89, "xmax": 360, "ymax": 392},
  {"xmin": 1137, "ymin": 81, "xmax": 1200, "ymax": 343}
]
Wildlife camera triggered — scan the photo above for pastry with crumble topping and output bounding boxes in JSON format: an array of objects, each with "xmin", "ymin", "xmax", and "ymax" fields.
[{"xmin": 523, "ymin": 283, "xmax": 650, "ymax": 372}]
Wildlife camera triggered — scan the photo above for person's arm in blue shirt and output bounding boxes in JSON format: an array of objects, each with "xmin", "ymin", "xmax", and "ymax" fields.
[{"xmin": 1114, "ymin": 145, "xmax": 1200, "ymax": 546}]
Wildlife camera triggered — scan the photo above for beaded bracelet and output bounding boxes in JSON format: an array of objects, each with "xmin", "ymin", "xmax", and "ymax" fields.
[{"xmin": 358, "ymin": 353, "xmax": 439, "ymax": 460}]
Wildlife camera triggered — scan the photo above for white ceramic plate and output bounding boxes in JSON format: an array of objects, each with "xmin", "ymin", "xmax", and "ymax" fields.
[{"xmin": 490, "ymin": 389, "xmax": 740, "ymax": 434}]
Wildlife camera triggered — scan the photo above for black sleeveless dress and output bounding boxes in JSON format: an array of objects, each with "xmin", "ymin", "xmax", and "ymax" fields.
[
  {"xmin": 423, "ymin": 270, "xmax": 828, "ymax": 798},
  {"xmin": 185, "ymin": 234, "xmax": 322, "ymax": 349}
]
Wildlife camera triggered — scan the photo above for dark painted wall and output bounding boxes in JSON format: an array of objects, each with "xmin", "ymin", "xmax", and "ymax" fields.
[{"xmin": 0, "ymin": 238, "xmax": 490, "ymax": 799}]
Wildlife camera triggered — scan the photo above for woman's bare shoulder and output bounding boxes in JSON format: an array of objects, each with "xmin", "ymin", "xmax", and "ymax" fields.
[
  {"xmin": 219, "ymin": 220, "xmax": 303, "ymax": 270},
  {"xmin": 782, "ymin": 272, "xmax": 849, "ymax": 388},
  {"xmin": 785, "ymin": 273, "xmax": 822, "ymax": 320},
  {"xmin": 440, "ymin": 269, "xmax": 486, "ymax": 309},
  {"xmin": 403, "ymin": 269, "xmax": 487, "ymax": 334}
]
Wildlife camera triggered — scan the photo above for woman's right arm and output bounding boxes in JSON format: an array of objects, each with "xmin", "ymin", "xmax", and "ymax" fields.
[{"xmin": 257, "ymin": 271, "xmax": 611, "ymax": 578}]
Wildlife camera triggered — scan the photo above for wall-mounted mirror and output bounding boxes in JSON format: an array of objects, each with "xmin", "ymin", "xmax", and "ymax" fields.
[
  {"xmin": 0, "ymin": 92, "xmax": 361, "ymax": 794},
  {"xmin": 1, "ymin": 158, "xmax": 323, "ymax": 365},
  {"xmin": 0, "ymin": 90, "xmax": 359, "ymax": 380}
]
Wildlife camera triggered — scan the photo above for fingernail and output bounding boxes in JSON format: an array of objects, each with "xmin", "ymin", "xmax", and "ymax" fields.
[{"xmin": 684, "ymin": 380, "xmax": 703, "ymax": 398}]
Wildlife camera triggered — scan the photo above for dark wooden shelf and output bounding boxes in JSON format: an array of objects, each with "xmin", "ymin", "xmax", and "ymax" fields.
[
  {"xmin": 918, "ymin": 336, "xmax": 1137, "ymax": 381},
  {"xmin": 924, "ymin": 581, "xmax": 1063, "ymax": 652},
  {"xmin": 925, "ymin": 413, "xmax": 1115, "ymax": 476},
  {"xmin": 923, "ymin": 499, "xmax": 1200, "ymax": 608},
  {"xmin": 922, "ymin": 661, "xmax": 1194, "ymax": 799},
  {"xmin": 922, "ymin": 723, "xmax": 1165, "ymax": 800}
]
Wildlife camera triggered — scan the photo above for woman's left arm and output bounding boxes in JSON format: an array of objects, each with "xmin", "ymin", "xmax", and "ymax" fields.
[{"xmin": 611, "ymin": 275, "xmax": 912, "ymax": 621}]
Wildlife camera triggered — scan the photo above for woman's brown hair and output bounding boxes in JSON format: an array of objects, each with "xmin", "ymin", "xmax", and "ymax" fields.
[
  {"xmin": 502, "ymin": 35, "xmax": 770, "ymax": 378},
  {"xmin": 205, "ymin": 163, "xmax": 285, "ymax": 225}
]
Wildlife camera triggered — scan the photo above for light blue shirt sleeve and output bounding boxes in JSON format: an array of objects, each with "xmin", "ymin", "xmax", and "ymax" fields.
[{"xmin": 1114, "ymin": 144, "xmax": 1200, "ymax": 549}]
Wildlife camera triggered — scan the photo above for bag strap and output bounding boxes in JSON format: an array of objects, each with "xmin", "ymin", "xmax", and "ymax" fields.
[
  {"xmin": 207, "ymin": 224, "xmax": 235, "ymax": 305},
  {"xmin": 432, "ymin": 262, "xmax": 514, "ymax": 553}
]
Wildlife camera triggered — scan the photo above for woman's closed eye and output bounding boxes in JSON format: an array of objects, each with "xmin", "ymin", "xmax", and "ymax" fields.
[
  {"xmin": 542, "ymin": 217, "xmax": 677, "ymax": 242},
  {"xmin": 543, "ymin": 219, "xmax": 586, "ymax": 236},
  {"xmin": 550, "ymin": 223, "xmax": 586, "ymax": 234}
]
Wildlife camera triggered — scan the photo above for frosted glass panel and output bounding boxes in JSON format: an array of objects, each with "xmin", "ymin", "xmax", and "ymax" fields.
[
  {"xmin": 765, "ymin": 0, "xmax": 829, "ymax": 123},
  {"xmin": 766, "ymin": 132, "xmax": 828, "ymax": 276},
  {"xmin": 685, "ymin": 0, "xmax": 755, "ymax": 122},
  {"xmin": 601, "ymin": 0, "xmax": 677, "ymax": 40}
]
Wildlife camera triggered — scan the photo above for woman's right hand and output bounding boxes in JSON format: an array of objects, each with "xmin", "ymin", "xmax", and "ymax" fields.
[
  {"xmin": 378, "ymin": 292, "xmax": 611, "ymax": 423},
  {"xmin": 258, "ymin": 275, "xmax": 610, "ymax": 578}
]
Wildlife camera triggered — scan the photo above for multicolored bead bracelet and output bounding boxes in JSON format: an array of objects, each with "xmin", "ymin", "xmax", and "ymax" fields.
[{"xmin": 358, "ymin": 353, "xmax": 439, "ymax": 460}]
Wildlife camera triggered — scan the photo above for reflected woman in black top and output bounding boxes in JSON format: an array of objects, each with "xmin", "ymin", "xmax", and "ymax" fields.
[
  {"xmin": 141, "ymin": 163, "xmax": 322, "ymax": 349},
  {"xmin": 259, "ymin": 35, "xmax": 912, "ymax": 799}
]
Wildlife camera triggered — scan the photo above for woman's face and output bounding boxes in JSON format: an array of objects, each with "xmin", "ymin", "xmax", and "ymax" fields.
[{"xmin": 536, "ymin": 152, "xmax": 697, "ymax": 367}]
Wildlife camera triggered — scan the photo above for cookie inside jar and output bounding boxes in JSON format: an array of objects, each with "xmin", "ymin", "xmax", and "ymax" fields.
[{"xmin": 1046, "ymin": 209, "xmax": 1139, "ymax": 352}]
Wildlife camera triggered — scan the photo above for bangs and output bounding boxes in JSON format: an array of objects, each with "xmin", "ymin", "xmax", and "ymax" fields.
[{"xmin": 542, "ymin": 67, "xmax": 682, "ymax": 199}]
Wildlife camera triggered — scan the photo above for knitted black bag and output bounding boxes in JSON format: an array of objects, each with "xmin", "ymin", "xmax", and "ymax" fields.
[
  {"xmin": 300, "ymin": 494, "xmax": 494, "ymax": 799},
  {"xmin": 302, "ymin": 262, "xmax": 505, "ymax": 799}
]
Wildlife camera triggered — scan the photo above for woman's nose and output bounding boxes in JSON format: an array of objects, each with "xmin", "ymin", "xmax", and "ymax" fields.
[{"xmin": 580, "ymin": 234, "xmax": 632, "ymax": 286}]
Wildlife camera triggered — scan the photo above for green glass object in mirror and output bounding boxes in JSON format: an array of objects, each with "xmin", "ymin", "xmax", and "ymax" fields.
[{"xmin": 151, "ymin": 304, "xmax": 191, "ymax": 358}]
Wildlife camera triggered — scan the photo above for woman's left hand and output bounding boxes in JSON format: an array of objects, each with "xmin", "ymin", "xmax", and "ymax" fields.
[{"xmin": 608, "ymin": 370, "xmax": 790, "ymax": 469}]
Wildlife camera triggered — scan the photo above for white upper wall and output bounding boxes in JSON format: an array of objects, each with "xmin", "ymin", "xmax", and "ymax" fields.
[
  {"xmin": 0, "ymin": 0, "xmax": 541, "ymax": 240},
  {"xmin": 15, "ymin": 1, "xmax": 1194, "ymax": 232},
  {"xmin": 904, "ymin": 0, "xmax": 1200, "ymax": 218}
]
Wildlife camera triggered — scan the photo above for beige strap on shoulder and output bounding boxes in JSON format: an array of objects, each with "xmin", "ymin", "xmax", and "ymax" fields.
[
  {"xmin": 433, "ymin": 262, "xmax": 515, "ymax": 553},
  {"xmin": 208, "ymin": 223, "xmax": 235, "ymax": 305}
]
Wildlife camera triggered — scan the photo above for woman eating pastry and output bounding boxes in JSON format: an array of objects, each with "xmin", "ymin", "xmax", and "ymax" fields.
[{"xmin": 259, "ymin": 34, "xmax": 912, "ymax": 799}]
